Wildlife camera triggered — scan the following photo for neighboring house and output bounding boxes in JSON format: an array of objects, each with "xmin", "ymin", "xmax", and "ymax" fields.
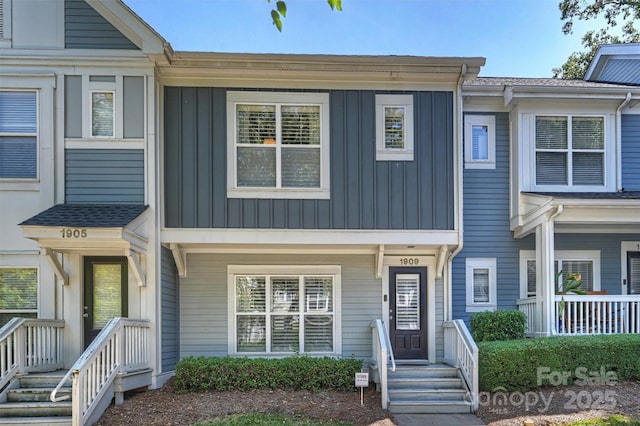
[
  {"xmin": 456, "ymin": 72, "xmax": 640, "ymax": 336},
  {"xmin": 0, "ymin": 1, "xmax": 638, "ymax": 423}
]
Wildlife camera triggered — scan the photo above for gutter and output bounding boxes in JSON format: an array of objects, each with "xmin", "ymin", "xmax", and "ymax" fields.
[
  {"xmin": 445, "ymin": 63, "xmax": 467, "ymax": 322},
  {"xmin": 616, "ymin": 93, "xmax": 633, "ymax": 191}
]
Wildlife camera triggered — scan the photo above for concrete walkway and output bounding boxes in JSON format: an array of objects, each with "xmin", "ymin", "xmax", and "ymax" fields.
[{"xmin": 392, "ymin": 413, "xmax": 485, "ymax": 426}]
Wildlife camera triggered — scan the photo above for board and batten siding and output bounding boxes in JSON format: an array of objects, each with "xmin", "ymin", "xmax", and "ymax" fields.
[
  {"xmin": 622, "ymin": 114, "xmax": 640, "ymax": 191},
  {"xmin": 179, "ymin": 254, "xmax": 381, "ymax": 359},
  {"xmin": 161, "ymin": 247, "xmax": 180, "ymax": 372},
  {"xmin": 65, "ymin": 149, "xmax": 144, "ymax": 204},
  {"xmin": 64, "ymin": 0, "xmax": 138, "ymax": 50},
  {"xmin": 453, "ymin": 112, "xmax": 534, "ymax": 324},
  {"xmin": 164, "ymin": 88, "xmax": 454, "ymax": 230}
]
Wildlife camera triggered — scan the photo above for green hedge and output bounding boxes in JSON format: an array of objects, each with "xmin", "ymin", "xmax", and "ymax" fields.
[
  {"xmin": 479, "ymin": 334, "xmax": 640, "ymax": 392},
  {"xmin": 174, "ymin": 356, "xmax": 363, "ymax": 393},
  {"xmin": 470, "ymin": 310, "xmax": 526, "ymax": 342}
]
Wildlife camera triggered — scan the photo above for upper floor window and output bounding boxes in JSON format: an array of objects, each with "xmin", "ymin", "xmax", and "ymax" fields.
[
  {"xmin": 227, "ymin": 92, "xmax": 330, "ymax": 199},
  {"xmin": 464, "ymin": 115, "xmax": 495, "ymax": 169},
  {"xmin": 376, "ymin": 94, "xmax": 414, "ymax": 161},
  {"xmin": 89, "ymin": 76, "xmax": 116, "ymax": 139},
  {"xmin": 535, "ymin": 115, "xmax": 606, "ymax": 188},
  {"xmin": 0, "ymin": 91, "xmax": 37, "ymax": 179}
]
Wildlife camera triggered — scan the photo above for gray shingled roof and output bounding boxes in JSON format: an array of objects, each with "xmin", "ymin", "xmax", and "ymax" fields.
[
  {"xmin": 20, "ymin": 204, "xmax": 148, "ymax": 228},
  {"xmin": 524, "ymin": 191, "xmax": 640, "ymax": 200},
  {"xmin": 465, "ymin": 77, "xmax": 637, "ymax": 89}
]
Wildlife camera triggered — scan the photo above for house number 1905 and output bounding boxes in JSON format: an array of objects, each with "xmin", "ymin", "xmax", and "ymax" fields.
[
  {"xmin": 60, "ymin": 229, "xmax": 87, "ymax": 238},
  {"xmin": 400, "ymin": 258, "xmax": 419, "ymax": 265}
]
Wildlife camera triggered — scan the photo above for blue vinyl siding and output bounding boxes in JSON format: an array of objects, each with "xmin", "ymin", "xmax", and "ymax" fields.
[
  {"xmin": 161, "ymin": 247, "xmax": 180, "ymax": 372},
  {"xmin": 65, "ymin": 149, "xmax": 144, "ymax": 204},
  {"xmin": 453, "ymin": 113, "xmax": 534, "ymax": 324},
  {"xmin": 65, "ymin": 0, "xmax": 138, "ymax": 50},
  {"xmin": 622, "ymin": 114, "xmax": 640, "ymax": 191},
  {"xmin": 164, "ymin": 88, "xmax": 454, "ymax": 230}
]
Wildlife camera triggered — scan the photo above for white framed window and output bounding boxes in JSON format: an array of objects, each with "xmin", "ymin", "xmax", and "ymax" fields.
[
  {"xmin": 0, "ymin": 267, "xmax": 38, "ymax": 327},
  {"xmin": 228, "ymin": 265, "xmax": 341, "ymax": 355},
  {"xmin": 0, "ymin": 90, "xmax": 37, "ymax": 179},
  {"xmin": 464, "ymin": 115, "xmax": 495, "ymax": 169},
  {"xmin": 226, "ymin": 91, "xmax": 330, "ymax": 199},
  {"xmin": 89, "ymin": 76, "xmax": 116, "ymax": 139},
  {"xmin": 519, "ymin": 250, "xmax": 601, "ymax": 298},
  {"xmin": 530, "ymin": 114, "xmax": 612, "ymax": 191},
  {"xmin": 375, "ymin": 94, "xmax": 414, "ymax": 161},
  {"xmin": 465, "ymin": 258, "xmax": 497, "ymax": 312}
]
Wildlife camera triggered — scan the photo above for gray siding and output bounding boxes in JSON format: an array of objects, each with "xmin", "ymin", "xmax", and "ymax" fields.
[
  {"xmin": 164, "ymin": 88, "xmax": 454, "ymax": 230},
  {"xmin": 622, "ymin": 114, "xmax": 640, "ymax": 191},
  {"xmin": 65, "ymin": 0, "xmax": 138, "ymax": 50},
  {"xmin": 179, "ymin": 254, "xmax": 381, "ymax": 360},
  {"xmin": 435, "ymin": 277, "xmax": 445, "ymax": 362},
  {"xmin": 161, "ymin": 247, "xmax": 180, "ymax": 372},
  {"xmin": 64, "ymin": 76, "xmax": 82, "ymax": 138},
  {"xmin": 453, "ymin": 113, "xmax": 535, "ymax": 324},
  {"xmin": 65, "ymin": 149, "xmax": 144, "ymax": 204},
  {"xmin": 123, "ymin": 77, "xmax": 145, "ymax": 139}
]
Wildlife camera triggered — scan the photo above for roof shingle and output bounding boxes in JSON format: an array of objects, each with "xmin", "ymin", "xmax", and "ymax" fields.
[{"xmin": 20, "ymin": 204, "xmax": 148, "ymax": 228}]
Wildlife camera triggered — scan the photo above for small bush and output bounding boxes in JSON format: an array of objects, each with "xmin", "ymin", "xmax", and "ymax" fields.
[
  {"xmin": 174, "ymin": 356, "xmax": 363, "ymax": 393},
  {"xmin": 479, "ymin": 334, "xmax": 640, "ymax": 392},
  {"xmin": 470, "ymin": 310, "xmax": 526, "ymax": 342}
]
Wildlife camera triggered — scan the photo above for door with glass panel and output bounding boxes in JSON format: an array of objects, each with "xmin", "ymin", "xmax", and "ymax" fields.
[
  {"xmin": 83, "ymin": 257, "xmax": 128, "ymax": 348},
  {"xmin": 628, "ymin": 252, "xmax": 640, "ymax": 295},
  {"xmin": 389, "ymin": 267, "xmax": 427, "ymax": 359}
]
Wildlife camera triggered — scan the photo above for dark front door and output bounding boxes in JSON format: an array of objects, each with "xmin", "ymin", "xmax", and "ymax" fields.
[
  {"xmin": 83, "ymin": 257, "xmax": 128, "ymax": 348},
  {"xmin": 628, "ymin": 252, "xmax": 640, "ymax": 295},
  {"xmin": 389, "ymin": 267, "xmax": 427, "ymax": 359}
]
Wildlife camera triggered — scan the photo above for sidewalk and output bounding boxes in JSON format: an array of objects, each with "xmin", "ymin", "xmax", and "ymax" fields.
[{"xmin": 392, "ymin": 413, "xmax": 485, "ymax": 426}]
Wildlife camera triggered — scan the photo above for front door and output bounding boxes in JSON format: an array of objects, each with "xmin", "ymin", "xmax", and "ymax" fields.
[
  {"xmin": 83, "ymin": 257, "xmax": 128, "ymax": 348},
  {"xmin": 389, "ymin": 267, "xmax": 427, "ymax": 359},
  {"xmin": 628, "ymin": 252, "xmax": 640, "ymax": 295}
]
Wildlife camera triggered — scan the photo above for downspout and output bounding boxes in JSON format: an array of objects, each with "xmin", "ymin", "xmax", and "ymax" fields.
[
  {"xmin": 616, "ymin": 93, "xmax": 632, "ymax": 191},
  {"xmin": 445, "ymin": 64, "xmax": 467, "ymax": 322}
]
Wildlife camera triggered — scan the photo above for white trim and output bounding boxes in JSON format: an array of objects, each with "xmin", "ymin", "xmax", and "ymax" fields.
[
  {"xmin": 622, "ymin": 241, "xmax": 640, "ymax": 295},
  {"xmin": 519, "ymin": 250, "xmax": 601, "ymax": 297},
  {"xmin": 226, "ymin": 91, "xmax": 330, "ymax": 200},
  {"xmin": 375, "ymin": 94, "xmax": 414, "ymax": 161},
  {"xmin": 227, "ymin": 265, "xmax": 342, "ymax": 356},
  {"xmin": 465, "ymin": 258, "xmax": 497, "ymax": 312},
  {"xmin": 64, "ymin": 139, "xmax": 144, "ymax": 150},
  {"xmin": 464, "ymin": 115, "xmax": 495, "ymax": 169}
]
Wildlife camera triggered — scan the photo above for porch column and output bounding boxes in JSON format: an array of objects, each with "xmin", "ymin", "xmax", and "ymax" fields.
[{"xmin": 536, "ymin": 219, "xmax": 556, "ymax": 336}]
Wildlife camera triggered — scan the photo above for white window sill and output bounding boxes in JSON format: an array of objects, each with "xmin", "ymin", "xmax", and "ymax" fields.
[
  {"xmin": 376, "ymin": 150, "xmax": 414, "ymax": 162},
  {"xmin": 65, "ymin": 139, "xmax": 144, "ymax": 150},
  {"xmin": 465, "ymin": 161, "xmax": 496, "ymax": 170},
  {"xmin": 465, "ymin": 305, "xmax": 497, "ymax": 313},
  {"xmin": 0, "ymin": 180, "xmax": 40, "ymax": 192},
  {"xmin": 227, "ymin": 188, "xmax": 330, "ymax": 200}
]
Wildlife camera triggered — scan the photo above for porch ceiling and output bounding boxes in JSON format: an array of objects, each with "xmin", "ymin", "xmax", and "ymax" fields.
[{"xmin": 513, "ymin": 192, "xmax": 640, "ymax": 238}]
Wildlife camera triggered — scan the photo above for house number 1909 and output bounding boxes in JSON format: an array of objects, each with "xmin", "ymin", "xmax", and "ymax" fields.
[
  {"xmin": 60, "ymin": 229, "xmax": 87, "ymax": 238},
  {"xmin": 400, "ymin": 258, "xmax": 419, "ymax": 265}
]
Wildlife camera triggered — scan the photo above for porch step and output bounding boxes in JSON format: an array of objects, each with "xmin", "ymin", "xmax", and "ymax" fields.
[
  {"xmin": 16, "ymin": 373, "xmax": 70, "ymax": 389},
  {"xmin": 7, "ymin": 388, "xmax": 71, "ymax": 403},
  {"xmin": 0, "ymin": 417, "xmax": 71, "ymax": 426},
  {"xmin": 386, "ymin": 363, "xmax": 472, "ymax": 414},
  {"xmin": 0, "ymin": 402, "xmax": 72, "ymax": 418}
]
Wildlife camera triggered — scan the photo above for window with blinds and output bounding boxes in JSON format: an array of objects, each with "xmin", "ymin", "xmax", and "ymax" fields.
[
  {"xmin": 464, "ymin": 115, "xmax": 495, "ymax": 169},
  {"xmin": 0, "ymin": 91, "xmax": 37, "ymax": 179},
  {"xmin": 228, "ymin": 92, "xmax": 329, "ymax": 199},
  {"xmin": 472, "ymin": 268, "xmax": 490, "ymax": 303},
  {"xmin": 395, "ymin": 274, "xmax": 419, "ymax": 330},
  {"xmin": 375, "ymin": 94, "xmax": 414, "ymax": 161},
  {"xmin": 234, "ymin": 274, "xmax": 334, "ymax": 354},
  {"xmin": 465, "ymin": 258, "xmax": 496, "ymax": 311},
  {"xmin": 520, "ymin": 251, "xmax": 600, "ymax": 297},
  {"xmin": 0, "ymin": 268, "xmax": 38, "ymax": 327},
  {"xmin": 91, "ymin": 91, "xmax": 115, "ymax": 138},
  {"xmin": 535, "ymin": 115, "xmax": 605, "ymax": 187}
]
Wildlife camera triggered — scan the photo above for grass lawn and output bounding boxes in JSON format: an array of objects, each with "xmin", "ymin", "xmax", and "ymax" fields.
[
  {"xmin": 195, "ymin": 413, "xmax": 352, "ymax": 426},
  {"xmin": 564, "ymin": 415, "xmax": 640, "ymax": 426}
]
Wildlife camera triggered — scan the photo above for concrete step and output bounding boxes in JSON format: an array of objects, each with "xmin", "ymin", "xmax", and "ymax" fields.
[
  {"xmin": 7, "ymin": 388, "xmax": 71, "ymax": 403},
  {"xmin": 0, "ymin": 416, "xmax": 71, "ymax": 426},
  {"xmin": 388, "ymin": 388, "xmax": 469, "ymax": 402},
  {"xmin": 17, "ymin": 374, "xmax": 69, "ymax": 389},
  {"xmin": 388, "ymin": 377, "xmax": 463, "ymax": 390},
  {"xmin": 388, "ymin": 399, "xmax": 473, "ymax": 414},
  {"xmin": 0, "ymin": 402, "xmax": 72, "ymax": 418}
]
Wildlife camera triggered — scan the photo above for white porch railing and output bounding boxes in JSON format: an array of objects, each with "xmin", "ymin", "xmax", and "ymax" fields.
[
  {"xmin": 370, "ymin": 319, "xmax": 395, "ymax": 410},
  {"xmin": 555, "ymin": 295, "xmax": 640, "ymax": 335},
  {"xmin": 0, "ymin": 318, "xmax": 65, "ymax": 391},
  {"xmin": 516, "ymin": 297, "xmax": 538, "ymax": 336},
  {"xmin": 443, "ymin": 319, "xmax": 479, "ymax": 410},
  {"xmin": 51, "ymin": 317, "xmax": 150, "ymax": 426}
]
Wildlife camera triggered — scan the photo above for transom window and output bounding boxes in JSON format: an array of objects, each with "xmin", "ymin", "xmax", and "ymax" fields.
[
  {"xmin": 0, "ymin": 91, "xmax": 37, "ymax": 179},
  {"xmin": 0, "ymin": 268, "xmax": 38, "ymax": 327},
  {"xmin": 228, "ymin": 266, "xmax": 340, "ymax": 355},
  {"xmin": 227, "ymin": 92, "xmax": 330, "ymax": 199},
  {"xmin": 375, "ymin": 94, "xmax": 414, "ymax": 161},
  {"xmin": 535, "ymin": 115, "xmax": 605, "ymax": 187}
]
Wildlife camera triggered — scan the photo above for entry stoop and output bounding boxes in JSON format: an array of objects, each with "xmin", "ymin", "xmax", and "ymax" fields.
[{"xmin": 387, "ymin": 361, "xmax": 473, "ymax": 414}]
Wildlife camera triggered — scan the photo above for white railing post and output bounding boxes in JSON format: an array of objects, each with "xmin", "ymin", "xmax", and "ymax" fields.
[{"xmin": 443, "ymin": 320, "xmax": 479, "ymax": 411}]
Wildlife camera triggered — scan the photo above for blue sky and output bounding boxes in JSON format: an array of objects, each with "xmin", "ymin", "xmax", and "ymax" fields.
[{"xmin": 124, "ymin": 0, "xmax": 606, "ymax": 78}]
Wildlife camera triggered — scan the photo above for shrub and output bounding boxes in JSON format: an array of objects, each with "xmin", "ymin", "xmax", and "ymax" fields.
[
  {"xmin": 479, "ymin": 334, "xmax": 640, "ymax": 392},
  {"xmin": 470, "ymin": 310, "xmax": 526, "ymax": 342},
  {"xmin": 174, "ymin": 356, "xmax": 363, "ymax": 393}
]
